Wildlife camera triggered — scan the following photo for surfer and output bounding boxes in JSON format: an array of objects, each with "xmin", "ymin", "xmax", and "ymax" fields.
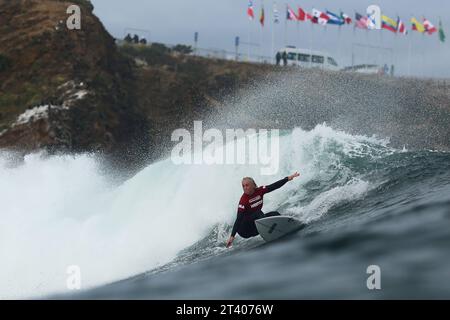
[{"xmin": 226, "ymin": 172, "xmax": 300, "ymax": 248}]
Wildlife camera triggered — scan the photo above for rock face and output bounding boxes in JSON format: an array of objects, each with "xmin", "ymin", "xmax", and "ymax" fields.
[{"xmin": 0, "ymin": 0, "xmax": 149, "ymax": 161}]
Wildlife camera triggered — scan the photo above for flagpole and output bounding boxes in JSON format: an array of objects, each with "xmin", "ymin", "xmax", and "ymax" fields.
[
  {"xmin": 260, "ymin": 23, "xmax": 263, "ymax": 63},
  {"xmin": 337, "ymin": 9, "xmax": 342, "ymax": 68},
  {"xmin": 379, "ymin": 26, "xmax": 383, "ymax": 71},
  {"xmin": 272, "ymin": 2, "xmax": 275, "ymax": 63},
  {"xmin": 352, "ymin": 10, "xmax": 356, "ymax": 68},
  {"xmin": 284, "ymin": 4, "xmax": 287, "ymax": 46},
  {"xmin": 248, "ymin": 16, "xmax": 251, "ymax": 61},
  {"xmin": 408, "ymin": 15, "xmax": 413, "ymax": 77},
  {"xmin": 422, "ymin": 32, "xmax": 425, "ymax": 78},
  {"xmin": 365, "ymin": 29, "xmax": 369, "ymax": 66},
  {"xmin": 391, "ymin": 29, "xmax": 395, "ymax": 77},
  {"xmin": 310, "ymin": 14, "xmax": 313, "ymax": 68},
  {"xmin": 260, "ymin": 2, "xmax": 263, "ymax": 63},
  {"xmin": 421, "ymin": 15, "xmax": 425, "ymax": 78},
  {"xmin": 408, "ymin": 33, "xmax": 412, "ymax": 77},
  {"xmin": 323, "ymin": 7, "xmax": 327, "ymax": 47},
  {"xmin": 393, "ymin": 13, "xmax": 399, "ymax": 77}
]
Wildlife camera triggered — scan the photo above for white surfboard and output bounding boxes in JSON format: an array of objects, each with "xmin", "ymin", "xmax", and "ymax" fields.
[{"xmin": 255, "ymin": 216, "xmax": 304, "ymax": 242}]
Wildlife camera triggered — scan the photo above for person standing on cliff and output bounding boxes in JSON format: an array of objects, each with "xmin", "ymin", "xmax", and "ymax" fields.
[
  {"xmin": 282, "ymin": 51, "xmax": 288, "ymax": 66},
  {"xmin": 276, "ymin": 52, "xmax": 281, "ymax": 66}
]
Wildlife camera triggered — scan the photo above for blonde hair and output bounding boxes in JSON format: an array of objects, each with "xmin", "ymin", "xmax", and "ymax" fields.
[{"xmin": 242, "ymin": 177, "xmax": 257, "ymax": 188}]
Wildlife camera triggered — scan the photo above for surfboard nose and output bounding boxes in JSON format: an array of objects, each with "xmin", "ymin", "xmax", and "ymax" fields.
[{"xmin": 255, "ymin": 216, "xmax": 304, "ymax": 242}]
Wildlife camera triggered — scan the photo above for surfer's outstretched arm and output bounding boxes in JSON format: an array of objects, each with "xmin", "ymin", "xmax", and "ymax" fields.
[
  {"xmin": 264, "ymin": 172, "xmax": 300, "ymax": 193},
  {"xmin": 264, "ymin": 177, "xmax": 289, "ymax": 193}
]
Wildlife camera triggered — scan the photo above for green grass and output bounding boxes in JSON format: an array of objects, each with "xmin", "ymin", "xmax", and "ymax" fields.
[{"xmin": 0, "ymin": 82, "xmax": 48, "ymax": 126}]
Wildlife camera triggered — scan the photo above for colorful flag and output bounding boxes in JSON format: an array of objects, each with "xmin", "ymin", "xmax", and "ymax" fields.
[
  {"xmin": 298, "ymin": 7, "xmax": 312, "ymax": 22},
  {"xmin": 286, "ymin": 5, "xmax": 298, "ymax": 21},
  {"xmin": 366, "ymin": 12, "xmax": 377, "ymax": 29},
  {"xmin": 439, "ymin": 19, "xmax": 446, "ymax": 42},
  {"xmin": 411, "ymin": 17, "xmax": 425, "ymax": 33},
  {"xmin": 312, "ymin": 9, "xmax": 330, "ymax": 25},
  {"xmin": 397, "ymin": 17, "xmax": 407, "ymax": 35},
  {"xmin": 273, "ymin": 3, "xmax": 279, "ymax": 24},
  {"xmin": 341, "ymin": 12, "xmax": 352, "ymax": 24},
  {"xmin": 326, "ymin": 11, "xmax": 344, "ymax": 25},
  {"xmin": 247, "ymin": 0, "xmax": 254, "ymax": 20},
  {"xmin": 355, "ymin": 12, "xmax": 368, "ymax": 29},
  {"xmin": 260, "ymin": 6, "xmax": 265, "ymax": 26},
  {"xmin": 381, "ymin": 14, "xmax": 398, "ymax": 33},
  {"xmin": 423, "ymin": 18, "xmax": 437, "ymax": 35}
]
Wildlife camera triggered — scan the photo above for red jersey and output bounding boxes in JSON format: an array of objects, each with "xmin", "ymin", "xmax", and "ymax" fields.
[{"xmin": 237, "ymin": 186, "xmax": 269, "ymax": 214}]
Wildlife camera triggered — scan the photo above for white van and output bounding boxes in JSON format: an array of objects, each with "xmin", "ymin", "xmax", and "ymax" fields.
[
  {"xmin": 343, "ymin": 64, "xmax": 388, "ymax": 75},
  {"xmin": 278, "ymin": 46, "xmax": 340, "ymax": 71}
]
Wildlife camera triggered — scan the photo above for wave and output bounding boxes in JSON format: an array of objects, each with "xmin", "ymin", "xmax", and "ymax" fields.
[{"xmin": 0, "ymin": 123, "xmax": 442, "ymax": 298}]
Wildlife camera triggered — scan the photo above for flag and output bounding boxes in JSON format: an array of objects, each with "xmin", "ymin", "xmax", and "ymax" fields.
[
  {"xmin": 439, "ymin": 19, "xmax": 446, "ymax": 42},
  {"xmin": 366, "ymin": 12, "xmax": 377, "ymax": 29},
  {"xmin": 286, "ymin": 5, "xmax": 298, "ymax": 21},
  {"xmin": 260, "ymin": 6, "xmax": 265, "ymax": 26},
  {"xmin": 411, "ymin": 17, "xmax": 425, "ymax": 33},
  {"xmin": 423, "ymin": 18, "xmax": 437, "ymax": 35},
  {"xmin": 381, "ymin": 14, "xmax": 398, "ymax": 33},
  {"xmin": 298, "ymin": 7, "xmax": 312, "ymax": 22},
  {"xmin": 397, "ymin": 17, "xmax": 407, "ymax": 35},
  {"xmin": 341, "ymin": 12, "xmax": 352, "ymax": 24},
  {"xmin": 355, "ymin": 12, "xmax": 368, "ymax": 29},
  {"xmin": 273, "ymin": 3, "xmax": 279, "ymax": 24},
  {"xmin": 326, "ymin": 11, "xmax": 344, "ymax": 25},
  {"xmin": 312, "ymin": 9, "xmax": 330, "ymax": 25},
  {"xmin": 247, "ymin": 1, "xmax": 254, "ymax": 20}
]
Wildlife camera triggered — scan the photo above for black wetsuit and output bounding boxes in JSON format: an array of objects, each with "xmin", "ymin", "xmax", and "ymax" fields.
[{"xmin": 231, "ymin": 177, "xmax": 289, "ymax": 239}]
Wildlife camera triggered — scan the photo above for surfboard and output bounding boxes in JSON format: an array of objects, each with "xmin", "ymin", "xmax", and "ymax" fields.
[{"xmin": 255, "ymin": 216, "xmax": 304, "ymax": 242}]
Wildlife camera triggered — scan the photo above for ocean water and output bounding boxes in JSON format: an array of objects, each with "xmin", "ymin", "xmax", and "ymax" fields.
[{"xmin": 1, "ymin": 124, "xmax": 449, "ymax": 299}]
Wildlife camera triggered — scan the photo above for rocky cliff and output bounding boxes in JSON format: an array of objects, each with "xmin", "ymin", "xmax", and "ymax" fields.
[{"xmin": 0, "ymin": 0, "xmax": 149, "ymax": 168}]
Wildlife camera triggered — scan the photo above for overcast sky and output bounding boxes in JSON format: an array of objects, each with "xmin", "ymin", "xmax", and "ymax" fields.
[{"xmin": 91, "ymin": 0, "xmax": 450, "ymax": 78}]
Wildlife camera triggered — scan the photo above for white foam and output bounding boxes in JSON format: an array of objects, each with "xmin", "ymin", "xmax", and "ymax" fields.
[
  {"xmin": 0, "ymin": 151, "xmax": 248, "ymax": 298},
  {"xmin": 14, "ymin": 105, "xmax": 50, "ymax": 126},
  {"xmin": 291, "ymin": 178, "xmax": 372, "ymax": 223},
  {"xmin": 73, "ymin": 90, "xmax": 88, "ymax": 100},
  {"xmin": 12, "ymin": 105, "xmax": 69, "ymax": 127}
]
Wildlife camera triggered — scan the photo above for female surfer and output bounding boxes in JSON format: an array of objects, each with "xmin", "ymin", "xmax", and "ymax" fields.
[{"xmin": 226, "ymin": 172, "xmax": 300, "ymax": 248}]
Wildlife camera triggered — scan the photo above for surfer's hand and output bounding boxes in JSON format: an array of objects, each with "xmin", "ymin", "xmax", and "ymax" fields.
[
  {"xmin": 288, "ymin": 172, "xmax": 300, "ymax": 181},
  {"xmin": 226, "ymin": 236, "xmax": 234, "ymax": 248}
]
